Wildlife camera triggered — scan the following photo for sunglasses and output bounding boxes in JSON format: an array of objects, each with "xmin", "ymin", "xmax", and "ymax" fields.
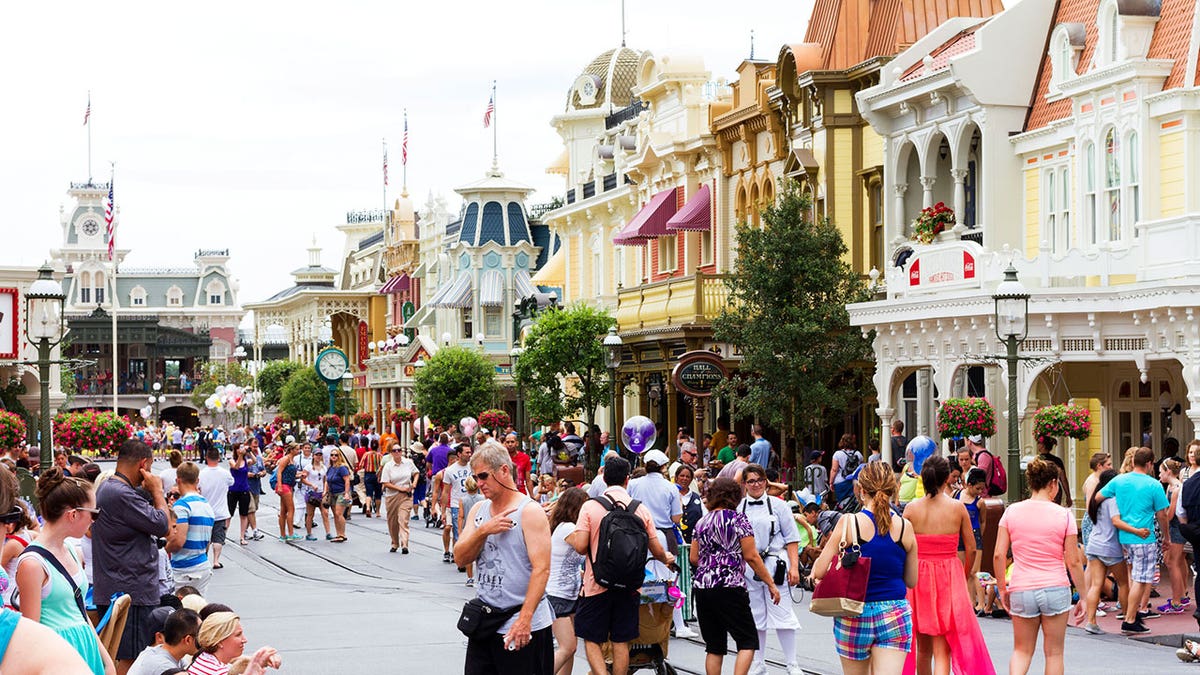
[
  {"xmin": 73, "ymin": 507, "xmax": 101, "ymax": 520},
  {"xmin": 472, "ymin": 472, "xmax": 490, "ymax": 482}
]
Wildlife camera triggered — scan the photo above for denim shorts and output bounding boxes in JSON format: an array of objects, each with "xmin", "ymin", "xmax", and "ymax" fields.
[
  {"xmin": 1008, "ymin": 586, "xmax": 1072, "ymax": 618},
  {"xmin": 1087, "ymin": 553, "xmax": 1124, "ymax": 567}
]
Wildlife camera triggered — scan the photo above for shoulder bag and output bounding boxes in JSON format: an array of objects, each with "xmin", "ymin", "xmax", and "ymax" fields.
[{"xmin": 809, "ymin": 512, "xmax": 873, "ymax": 617}]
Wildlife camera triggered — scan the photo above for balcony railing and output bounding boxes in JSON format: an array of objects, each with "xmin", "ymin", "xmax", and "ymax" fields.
[
  {"xmin": 616, "ymin": 273, "xmax": 729, "ymax": 331},
  {"xmin": 346, "ymin": 209, "xmax": 389, "ymax": 224},
  {"xmin": 605, "ymin": 99, "xmax": 647, "ymax": 129}
]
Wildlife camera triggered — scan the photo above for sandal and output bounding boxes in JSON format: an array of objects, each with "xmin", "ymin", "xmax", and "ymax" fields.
[
  {"xmin": 332, "ymin": 536, "xmax": 347, "ymax": 543},
  {"xmin": 239, "ymin": 539, "xmax": 248, "ymax": 546},
  {"xmin": 213, "ymin": 563, "xmax": 224, "ymax": 569}
]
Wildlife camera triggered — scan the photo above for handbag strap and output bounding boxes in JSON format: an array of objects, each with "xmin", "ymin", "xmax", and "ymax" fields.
[{"xmin": 25, "ymin": 545, "xmax": 89, "ymax": 624}]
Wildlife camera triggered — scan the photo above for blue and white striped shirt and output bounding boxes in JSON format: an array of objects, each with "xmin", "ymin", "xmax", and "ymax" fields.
[{"xmin": 170, "ymin": 494, "xmax": 214, "ymax": 572}]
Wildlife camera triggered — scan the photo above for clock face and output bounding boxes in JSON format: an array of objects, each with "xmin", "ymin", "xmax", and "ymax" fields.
[
  {"xmin": 317, "ymin": 350, "xmax": 348, "ymax": 381},
  {"xmin": 81, "ymin": 219, "xmax": 100, "ymax": 236}
]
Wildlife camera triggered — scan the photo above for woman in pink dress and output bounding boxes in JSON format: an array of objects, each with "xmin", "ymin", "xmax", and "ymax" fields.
[{"xmin": 902, "ymin": 455, "xmax": 994, "ymax": 675}]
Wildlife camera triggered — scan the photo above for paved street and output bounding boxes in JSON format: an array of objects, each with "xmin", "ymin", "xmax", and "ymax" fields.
[{"xmin": 186, "ymin": 485, "xmax": 1198, "ymax": 674}]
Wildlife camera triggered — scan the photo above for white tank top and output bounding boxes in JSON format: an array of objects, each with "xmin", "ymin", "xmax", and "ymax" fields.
[{"xmin": 473, "ymin": 497, "xmax": 554, "ymax": 633}]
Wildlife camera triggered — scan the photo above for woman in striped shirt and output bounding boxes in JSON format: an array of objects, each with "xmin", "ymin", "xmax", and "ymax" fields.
[{"xmin": 188, "ymin": 612, "xmax": 280, "ymax": 675}]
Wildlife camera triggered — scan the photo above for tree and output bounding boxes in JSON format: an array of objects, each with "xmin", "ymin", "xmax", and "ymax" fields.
[
  {"xmin": 413, "ymin": 346, "xmax": 496, "ymax": 429},
  {"xmin": 713, "ymin": 180, "xmax": 873, "ymax": 452},
  {"xmin": 513, "ymin": 304, "xmax": 614, "ymax": 470},
  {"xmin": 279, "ymin": 367, "xmax": 335, "ymax": 423},
  {"xmin": 190, "ymin": 360, "xmax": 253, "ymax": 409},
  {"xmin": 257, "ymin": 360, "xmax": 304, "ymax": 408}
]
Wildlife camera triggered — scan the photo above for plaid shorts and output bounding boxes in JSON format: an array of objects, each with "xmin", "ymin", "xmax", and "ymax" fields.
[
  {"xmin": 1124, "ymin": 542, "xmax": 1158, "ymax": 584},
  {"xmin": 833, "ymin": 599, "xmax": 912, "ymax": 661}
]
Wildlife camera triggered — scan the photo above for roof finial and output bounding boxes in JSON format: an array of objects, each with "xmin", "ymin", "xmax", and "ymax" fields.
[
  {"xmin": 620, "ymin": 0, "xmax": 626, "ymax": 47},
  {"xmin": 750, "ymin": 29, "xmax": 755, "ymax": 60}
]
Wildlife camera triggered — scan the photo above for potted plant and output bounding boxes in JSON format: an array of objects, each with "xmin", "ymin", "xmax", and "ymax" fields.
[
  {"xmin": 318, "ymin": 414, "xmax": 342, "ymax": 433},
  {"xmin": 936, "ymin": 397, "xmax": 997, "ymax": 440},
  {"xmin": 0, "ymin": 411, "xmax": 26, "ymax": 450},
  {"xmin": 353, "ymin": 412, "xmax": 374, "ymax": 428},
  {"xmin": 478, "ymin": 409, "xmax": 511, "ymax": 431},
  {"xmin": 1033, "ymin": 404, "xmax": 1092, "ymax": 443},
  {"xmin": 52, "ymin": 410, "xmax": 132, "ymax": 456},
  {"xmin": 912, "ymin": 202, "xmax": 956, "ymax": 244},
  {"xmin": 390, "ymin": 408, "xmax": 416, "ymax": 425},
  {"xmin": 272, "ymin": 413, "xmax": 292, "ymax": 427}
]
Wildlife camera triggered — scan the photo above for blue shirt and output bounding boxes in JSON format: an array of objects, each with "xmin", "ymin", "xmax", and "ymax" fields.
[
  {"xmin": 1100, "ymin": 471, "xmax": 1169, "ymax": 545},
  {"xmin": 627, "ymin": 472, "xmax": 682, "ymax": 529},
  {"xmin": 326, "ymin": 465, "xmax": 350, "ymax": 494},
  {"xmin": 749, "ymin": 438, "xmax": 772, "ymax": 468},
  {"xmin": 170, "ymin": 494, "xmax": 214, "ymax": 572}
]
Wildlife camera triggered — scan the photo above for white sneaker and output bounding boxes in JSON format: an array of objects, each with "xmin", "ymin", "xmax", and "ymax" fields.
[
  {"xmin": 749, "ymin": 662, "xmax": 769, "ymax": 675},
  {"xmin": 788, "ymin": 663, "xmax": 806, "ymax": 675},
  {"xmin": 674, "ymin": 626, "xmax": 698, "ymax": 639}
]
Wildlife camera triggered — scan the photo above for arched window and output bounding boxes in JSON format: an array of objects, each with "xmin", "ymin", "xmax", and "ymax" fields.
[
  {"xmin": 1108, "ymin": 6, "xmax": 1119, "ymax": 63},
  {"xmin": 167, "ymin": 285, "xmax": 183, "ymax": 307},
  {"xmin": 93, "ymin": 271, "xmax": 106, "ymax": 304},
  {"xmin": 1084, "ymin": 143, "xmax": 1097, "ymax": 244},
  {"xmin": 1104, "ymin": 128, "xmax": 1121, "ymax": 241},
  {"xmin": 79, "ymin": 271, "xmax": 92, "ymax": 304},
  {"xmin": 590, "ymin": 235, "xmax": 602, "ymax": 296},
  {"xmin": 750, "ymin": 184, "xmax": 761, "ymax": 227},
  {"xmin": 206, "ymin": 280, "xmax": 225, "ymax": 305},
  {"xmin": 130, "ymin": 286, "xmax": 147, "ymax": 307}
]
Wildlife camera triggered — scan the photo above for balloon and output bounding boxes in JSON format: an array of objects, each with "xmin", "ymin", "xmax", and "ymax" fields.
[
  {"xmin": 621, "ymin": 415, "xmax": 656, "ymax": 454},
  {"xmin": 141, "ymin": 406, "xmax": 153, "ymax": 418},
  {"xmin": 907, "ymin": 435, "xmax": 938, "ymax": 474},
  {"xmin": 215, "ymin": 385, "xmax": 226, "ymax": 396},
  {"xmin": 460, "ymin": 417, "xmax": 477, "ymax": 436}
]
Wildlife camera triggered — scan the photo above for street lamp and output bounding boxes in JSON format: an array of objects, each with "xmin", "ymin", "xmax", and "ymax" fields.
[
  {"xmin": 993, "ymin": 263, "xmax": 1030, "ymax": 499},
  {"xmin": 150, "ymin": 382, "xmax": 165, "ymax": 426},
  {"xmin": 25, "ymin": 263, "xmax": 66, "ymax": 470},
  {"xmin": 603, "ymin": 327, "xmax": 623, "ymax": 443},
  {"xmin": 341, "ymin": 372, "xmax": 354, "ymax": 421}
]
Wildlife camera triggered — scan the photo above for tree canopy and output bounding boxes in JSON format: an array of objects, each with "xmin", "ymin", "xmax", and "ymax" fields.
[
  {"xmin": 713, "ymin": 180, "xmax": 873, "ymax": 441},
  {"xmin": 513, "ymin": 303, "xmax": 614, "ymax": 465},
  {"xmin": 278, "ymin": 367, "xmax": 357, "ymax": 422},
  {"xmin": 413, "ymin": 346, "xmax": 496, "ymax": 428},
  {"xmin": 257, "ymin": 360, "xmax": 304, "ymax": 408}
]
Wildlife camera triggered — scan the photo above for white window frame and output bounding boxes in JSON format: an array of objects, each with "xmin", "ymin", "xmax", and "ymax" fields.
[
  {"xmin": 657, "ymin": 235, "xmax": 677, "ymax": 273},
  {"xmin": 1125, "ymin": 130, "xmax": 1139, "ymax": 233},
  {"xmin": 1103, "ymin": 127, "xmax": 1122, "ymax": 242},
  {"xmin": 461, "ymin": 308, "xmax": 473, "ymax": 339},
  {"xmin": 206, "ymin": 280, "xmax": 225, "ymax": 305},
  {"xmin": 79, "ymin": 271, "xmax": 92, "ymax": 304},
  {"xmin": 167, "ymin": 285, "xmax": 183, "ymax": 307},
  {"xmin": 1042, "ymin": 164, "xmax": 1072, "ymax": 254},
  {"xmin": 130, "ymin": 286, "xmax": 147, "ymax": 307},
  {"xmin": 484, "ymin": 307, "xmax": 502, "ymax": 338}
]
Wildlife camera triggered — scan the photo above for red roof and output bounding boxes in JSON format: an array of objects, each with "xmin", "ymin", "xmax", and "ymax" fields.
[
  {"xmin": 899, "ymin": 23, "xmax": 985, "ymax": 81},
  {"xmin": 1026, "ymin": 0, "xmax": 1197, "ymax": 131}
]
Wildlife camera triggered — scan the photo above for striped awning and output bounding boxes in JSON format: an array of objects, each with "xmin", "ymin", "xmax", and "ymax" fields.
[
  {"xmin": 479, "ymin": 270, "xmax": 505, "ymax": 307},
  {"xmin": 513, "ymin": 269, "xmax": 538, "ymax": 299},
  {"xmin": 613, "ymin": 188, "xmax": 677, "ymax": 246},
  {"xmin": 402, "ymin": 303, "xmax": 435, "ymax": 329},
  {"xmin": 666, "ymin": 184, "xmax": 711, "ymax": 232},
  {"xmin": 378, "ymin": 273, "xmax": 410, "ymax": 294},
  {"xmin": 411, "ymin": 261, "xmax": 427, "ymax": 279},
  {"xmin": 428, "ymin": 274, "xmax": 473, "ymax": 309}
]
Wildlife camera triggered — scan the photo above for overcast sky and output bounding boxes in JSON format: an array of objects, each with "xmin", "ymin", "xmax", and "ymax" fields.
[{"xmin": 1, "ymin": 1, "xmax": 815, "ymax": 314}]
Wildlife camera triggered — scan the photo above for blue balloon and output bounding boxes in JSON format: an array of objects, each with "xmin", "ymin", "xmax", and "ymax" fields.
[
  {"xmin": 621, "ymin": 416, "xmax": 657, "ymax": 454},
  {"xmin": 907, "ymin": 435, "xmax": 938, "ymax": 474}
]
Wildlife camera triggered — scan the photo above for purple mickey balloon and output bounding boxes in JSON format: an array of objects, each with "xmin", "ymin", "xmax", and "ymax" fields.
[{"xmin": 621, "ymin": 415, "xmax": 657, "ymax": 455}]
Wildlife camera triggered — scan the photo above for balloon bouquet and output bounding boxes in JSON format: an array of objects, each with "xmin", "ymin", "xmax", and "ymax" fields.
[{"xmin": 204, "ymin": 384, "xmax": 255, "ymax": 429}]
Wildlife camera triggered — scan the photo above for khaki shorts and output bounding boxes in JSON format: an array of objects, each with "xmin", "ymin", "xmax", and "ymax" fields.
[{"xmin": 248, "ymin": 492, "xmax": 260, "ymax": 514}]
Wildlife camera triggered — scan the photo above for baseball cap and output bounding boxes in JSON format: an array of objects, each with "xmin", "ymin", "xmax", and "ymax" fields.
[
  {"xmin": 968, "ymin": 434, "xmax": 984, "ymax": 444},
  {"xmin": 285, "ymin": 435, "xmax": 296, "ymax": 445},
  {"xmin": 808, "ymin": 450, "xmax": 824, "ymax": 462},
  {"xmin": 643, "ymin": 449, "xmax": 670, "ymax": 468}
]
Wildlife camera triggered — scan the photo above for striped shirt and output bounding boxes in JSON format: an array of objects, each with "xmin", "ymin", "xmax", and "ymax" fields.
[
  {"xmin": 187, "ymin": 652, "xmax": 229, "ymax": 675},
  {"xmin": 171, "ymin": 494, "xmax": 214, "ymax": 572},
  {"xmin": 359, "ymin": 451, "xmax": 383, "ymax": 473}
]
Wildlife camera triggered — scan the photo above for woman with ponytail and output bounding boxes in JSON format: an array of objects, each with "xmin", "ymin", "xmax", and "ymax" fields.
[
  {"xmin": 812, "ymin": 461, "xmax": 917, "ymax": 674},
  {"xmin": 901, "ymin": 456, "xmax": 993, "ymax": 675},
  {"xmin": 14, "ymin": 469, "xmax": 113, "ymax": 675}
]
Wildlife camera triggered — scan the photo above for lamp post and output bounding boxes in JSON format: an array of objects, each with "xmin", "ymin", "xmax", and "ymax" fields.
[
  {"xmin": 341, "ymin": 372, "xmax": 353, "ymax": 421},
  {"xmin": 993, "ymin": 264, "xmax": 1030, "ymax": 499},
  {"xmin": 603, "ymin": 327, "xmax": 623, "ymax": 441},
  {"xmin": 510, "ymin": 346, "xmax": 524, "ymax": 437},
  {"xmin": 149, "ymin": 382, "xmax": 165, "ymax": 426},
  {"xmin": 25, "ymin": 264, "xmax": 66, "ymax": 470}
]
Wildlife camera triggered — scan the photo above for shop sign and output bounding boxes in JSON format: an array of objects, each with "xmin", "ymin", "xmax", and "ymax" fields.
[
  {"xmin": 671, "ymin": 350, "xmax": 727, "ymax": 398},
  {"xmin": 357, "ymin": 321, "xmax": 369, "ymax": 369},
  {"xmin": 906, "ymin": 244, "xmax": 978, "ymax": 292}
]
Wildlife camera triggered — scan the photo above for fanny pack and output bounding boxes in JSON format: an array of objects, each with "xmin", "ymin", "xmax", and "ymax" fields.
[{"xmin": 457, "ymin": 597, "xmax": 522, "ymax": 638}]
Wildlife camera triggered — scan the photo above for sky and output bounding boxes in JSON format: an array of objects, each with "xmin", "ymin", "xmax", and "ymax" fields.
[{"xmin": 0, "ymin": 0, "xmax": 816, "ymax": 317}]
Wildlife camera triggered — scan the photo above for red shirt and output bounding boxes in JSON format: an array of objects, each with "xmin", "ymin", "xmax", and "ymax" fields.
[{"xmin": 511, "ymin": 451, "xmax": 531, "ymax": 492}]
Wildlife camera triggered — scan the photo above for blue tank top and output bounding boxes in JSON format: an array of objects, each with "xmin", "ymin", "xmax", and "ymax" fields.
[
  {"xmin": 858, "ymin": 511, "xmax": 909, "ymax": 602},
  {"xmin": 955, "ymin": 490, "xmax": 981, "ymax": 531}
]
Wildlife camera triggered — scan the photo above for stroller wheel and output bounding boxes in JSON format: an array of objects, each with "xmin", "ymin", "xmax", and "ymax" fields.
[{"xmin": 656, "ymin": 663, "xmax": 678, "ymax": 675}]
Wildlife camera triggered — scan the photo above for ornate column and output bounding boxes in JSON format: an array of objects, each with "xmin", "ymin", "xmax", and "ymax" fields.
[
  {"xmin": 916, "ymin": 367, "xmax": 933, "ymax": 437},
  {"xmin": 919, "ymin": 176, "xmax": 937, "ymax": 209},
  {"xmin": 892, "ymin": 184, "xmax": 909, "ymax": 241},
  {"xmin": 876, "ymin": 407, "xmax": 896, "ymax": 465},
  {"xmin": 951, "ymin": 168, "xmax": 969, "ymax": 228}
]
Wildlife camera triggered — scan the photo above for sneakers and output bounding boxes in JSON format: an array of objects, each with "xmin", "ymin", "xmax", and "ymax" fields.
[
  {"xmin": 465, "ymin": 578, "xmax": 475, "ymax": 587},
  {"xmin": 787, "ymin": 664, "xmax": 805, "ymax": 675},
  {"xmin": 1083, "ymin": 623, "xmax": 1104, "ymax": 635},
  {"xmin": 674, "ymin": 626, "xmax": 698, "ymax": 639},
  {"xmin": 326, "ymin": 533, "xmax": 335, "ymax": 541},
  {"xmin": 252, "ymin": 531, "xmax": 266, "ymax": 541},
  {"xmin": 748, "ymin": 662, "xmax": 769, "ymax": 675},
  {"xmin": 402, "ymin": 547, "xmax": 409, "ymax": 554},
  {"xmin": 1157, "ymin": 601, "xmax": 1186, "ymax": 615},
  {"xmin": 1183, "ymin": 597, "xmax": 1193, "ymax": 607},
  {"xmin": 1095, "ymin": 608, "xmax": 1107, "ymax": 617},
  {"xmin": 443, "ymin": 551, "xmax": 453, "ymax": 563},
  {"xmin": 1138, "ymin": 610, "xmax": 1162, "ymax": 621},
  {"xmin": 305, "ymin": 535, "xmax": 318, "ymax": 541},
  {"xmin": 1121, "ymin": 621, "xmax": 1150, "ymax": 635},
  {"xmin": 1179, "ymin": 639, "xmax": 1200, "ymax": 662}
]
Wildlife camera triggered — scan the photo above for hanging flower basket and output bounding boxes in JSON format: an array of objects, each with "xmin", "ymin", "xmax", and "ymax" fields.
[
  {"xmin": 52, "ymin": 410, "xmax": 132, "ymax": 455},
  {"xmin": 913, "ymin": 203, "xmax": 956, "ymax": 244},
  {"xmin": 390, "ymin": 408, "xmax": 416, "ymax": 425},
  {"xmin": 478, "ymin": 409, "xmax": 511, "ymax": 431},
  {"xmin": 1033, "ymin": 404, "xmax": 1091, "ymax": 442},
  {"xmin": 318, "ymin": 414, "xmax": 342, "ymax": 432},
  {"xmin": 936, "ymin": 397, "xmax": 997, "ymax": 439},
  {"xmin": 353, "ymin": 412, "xmax": 374, "ymax": 428},
  {"xmin": 0, "ymin": 411, "xmax": 26, "ymax": 450},
  {"xmin": 272, "ymin": 413, "xmax": 292, "ymax": 427}
]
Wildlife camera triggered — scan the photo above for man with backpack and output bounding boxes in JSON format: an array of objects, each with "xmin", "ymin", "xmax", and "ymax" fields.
[
  {"xmin": 567, "ymin": 456, "xmax": 676, "ymax": 675},
  {"xmin": 829, "ymin": 434, "xmax": 863, "ymax": 504},
  {"xmin": 967, "ymin": 434, "xmax": 1007, "ymax": 497}
]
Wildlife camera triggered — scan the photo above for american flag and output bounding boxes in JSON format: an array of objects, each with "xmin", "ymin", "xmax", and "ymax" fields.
[
  {"xmin": 83, "ymin": 95, "xmax": 90, "ymax": 126},
  {"xmin": 104, "ymin": 179, "xmax": 115, "ymax": 260},
  {"xmin": 402, "ymin": 113, "xmax": 408, "ymax": 166},
  {"xmin": 383, "ymin": 142, "xmax": 388, "ymax": 187},
  {"xmin": 483, "ymin": 94, "xmax": 494, "ymax": 128}
]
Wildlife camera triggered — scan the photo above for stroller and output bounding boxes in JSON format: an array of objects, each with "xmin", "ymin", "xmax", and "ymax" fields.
[{"xmin": 594, "ymin": 601, "xmax": 678, "ymax": 675}]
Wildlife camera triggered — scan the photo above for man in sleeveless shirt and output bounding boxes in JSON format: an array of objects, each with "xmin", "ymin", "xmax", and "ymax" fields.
[{"xmin": 455, "ymin": 441, "xmax": 554, "ymax": 674}]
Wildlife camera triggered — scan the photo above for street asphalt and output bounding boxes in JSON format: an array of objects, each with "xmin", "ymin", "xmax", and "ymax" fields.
[{"xmin": 155, "ymin": 462, "xmax": 1196, "ymax": 674}]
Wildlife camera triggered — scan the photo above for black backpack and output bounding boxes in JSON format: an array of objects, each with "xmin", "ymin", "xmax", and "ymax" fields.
[
  {"xmin": 589, "ymin": 495, "xmax": 649, "ymax": 591},
  {"xmin": 841, "ymin": 449, "xmax": 862, "ymax": 476}
]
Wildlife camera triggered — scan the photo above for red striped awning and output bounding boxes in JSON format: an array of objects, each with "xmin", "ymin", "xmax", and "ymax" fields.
[
  {"xmin": 613, "ymin": 188, "xmax": 677, "ymax": 246},
  {"xmin": 666, "ymin": 184, "xmax": 710, "ymax": 232},
  {"xmin": 379, "ymin": 273, "xmax": 410, "ymax": 294}
]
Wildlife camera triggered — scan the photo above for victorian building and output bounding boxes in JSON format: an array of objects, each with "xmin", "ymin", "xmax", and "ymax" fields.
[{"xmin": 849, "ymin": 0, "xmax": 1200, "ymax": 503}]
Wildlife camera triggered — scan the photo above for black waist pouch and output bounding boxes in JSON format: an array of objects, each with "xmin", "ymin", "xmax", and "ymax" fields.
[{"xmin": 457, "ymin": 597, "xmax": 522, "ymax": 638}]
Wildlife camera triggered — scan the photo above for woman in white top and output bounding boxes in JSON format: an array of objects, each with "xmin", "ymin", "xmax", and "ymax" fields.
[
  {"xmin": 298, "ymin": 452, "xmax": 330, "ymax": 541},
  {"xmin": 546, "ymin": 487, "xmax": 587, "ymax": 675}
]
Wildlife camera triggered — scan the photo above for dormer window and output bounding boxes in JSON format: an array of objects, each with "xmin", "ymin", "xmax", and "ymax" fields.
[
  {"xmin": 206, "ymin": 280, "xmax": 225, "ymax": 305},
  {"xmin": 1049, "ymin": 24, "xmax": 1084, "ymax": 89},
  {"xmin": 130, "ymin": 286, "xmax": 147, "ymax": 307},
  {"xmin": 167, "ymin": 285, "xmax": 183, "ymax": 307},
  {"xmin": 1097, "ymin": 0, "xmax": 1121, "ymax": 66}
]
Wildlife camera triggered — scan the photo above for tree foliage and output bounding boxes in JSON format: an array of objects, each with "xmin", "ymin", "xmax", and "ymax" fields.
[
  {"xmin": 190, "ymin": 360, "xmax": 253, "ymax": 409},
  {"xmin": 713, "ymin": 180, "xmax": 873, "ymax": 437},
  {"xmin": 257, "ymin": 360, "xmax": 304, "ymax": 408},
  {"xmin": 279, "ymin": 367, "xmax": 335, "ymax": 423},
  {"xmin": 514, "ymin": 304, "xmax": 614, "ymax": 455},
  {"xmin": 413, "ymin": 346, "xmax": 496, "ymax": 428}
]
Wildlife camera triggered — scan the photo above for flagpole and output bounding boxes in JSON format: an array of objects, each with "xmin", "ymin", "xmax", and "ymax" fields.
[
  {"xmin": 402, "ymin": 109, "xmax": 408, "ymax": 193},
  {"xmin": 492, "ymin": 81, "xmax": 498, "ymax": 168},
  {"xmin": 87, "ymin": 91, "xmax": 92, "ymax": 184},
  {"xmin": 382, "ymin": 137, "xmax": 387, "ymax": 216},
  {"xmin": 107, "ymin": 165, "xmax": 118, "ymax": 415}
]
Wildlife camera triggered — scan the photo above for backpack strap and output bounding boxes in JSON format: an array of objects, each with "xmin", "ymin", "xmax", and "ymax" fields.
[{"xmin": 24, "ymin": 545, "xmax": 88, "ymax": 624}]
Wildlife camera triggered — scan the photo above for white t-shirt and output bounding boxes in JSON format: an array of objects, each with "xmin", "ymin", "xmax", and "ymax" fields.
[
  {"xmin": 198, "ymin": 465, "xmax": 234, "ymax": 520},
  {"xmin": 380, "ymin": 458, "xmax": 417, "ymax": 496},
  {"xmin": 445, "ymin": 462, "xmax": 473, "ymax": 507},
  {"xmin": 159, "ymin": 467, "xmax": 178, "ymax": 495},
  {"xmin": 832, "ymin": 449, "xmax": 862, "ymax": 485},
  {"xmin": 546, "ymin": 522, "xmax": 584, "ymax": 600}
]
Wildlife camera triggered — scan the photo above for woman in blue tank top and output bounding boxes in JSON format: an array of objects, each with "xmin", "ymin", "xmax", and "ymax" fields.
[{"xmin": 812, "ymin": 461, "xmax": 917, "ymax": 674}]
